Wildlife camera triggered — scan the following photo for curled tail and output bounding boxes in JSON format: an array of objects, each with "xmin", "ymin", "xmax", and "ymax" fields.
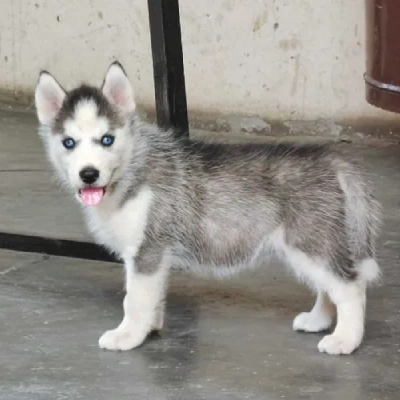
[{"xmin": 336, "ymin": 161, "xmax": 381, "ymax": 284}]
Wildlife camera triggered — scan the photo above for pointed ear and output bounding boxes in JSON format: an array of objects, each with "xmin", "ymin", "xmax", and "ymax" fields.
[
  {"xmin": 102, "ymin": 62, "xmax": 136, "ymax": 113},
  {"xmin": 35, "ymin": 72, "xmax": 66, "ymax": 125}
]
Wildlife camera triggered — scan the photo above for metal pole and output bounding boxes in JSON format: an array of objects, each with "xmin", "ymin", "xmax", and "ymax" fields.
[{"xmin": 147, "ymin": 0, "xmax": 189, "ymax": 136}]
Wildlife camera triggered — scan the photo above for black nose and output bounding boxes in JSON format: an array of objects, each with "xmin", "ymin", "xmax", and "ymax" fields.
[{"xmin": 79, "ymin": 167, "xmax": 99, "ymax": 184}]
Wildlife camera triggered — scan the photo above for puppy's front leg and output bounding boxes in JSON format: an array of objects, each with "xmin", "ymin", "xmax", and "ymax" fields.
[{"xmin": 99, "ymin": 246, "xmax": 168, "ymax": 351}]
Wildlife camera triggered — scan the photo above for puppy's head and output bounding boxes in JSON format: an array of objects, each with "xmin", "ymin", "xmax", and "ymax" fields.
[{"xmin": 35, "ymin": 62, "xmax": 136, "ymax": 207}]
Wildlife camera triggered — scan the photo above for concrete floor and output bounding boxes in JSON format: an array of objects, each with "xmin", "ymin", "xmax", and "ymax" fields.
[{"xmin": 0, "ymin": 107, "xmax": 400, "ymax": 399}]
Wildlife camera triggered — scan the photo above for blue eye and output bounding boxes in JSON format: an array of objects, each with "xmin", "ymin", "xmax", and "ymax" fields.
[
  {"xmin": 62, "ymin": 138, "xmax": 76, "ymax": 149},
  {"xmin": 101, "ymin": 134, "xmax": 115, "ymax": 147}
]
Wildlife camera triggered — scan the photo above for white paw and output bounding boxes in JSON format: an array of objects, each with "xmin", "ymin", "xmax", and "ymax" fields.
[
  {"xmin": 318, "ymin": 333, "xmax": 360, "ymax": 355},
  {"xmin": 293, "ymin": 311, "xmax": 333, "ymax": 332},
  {"xmin": 98, "ymin": 327, "xmax": 147, "ymax": 351}
]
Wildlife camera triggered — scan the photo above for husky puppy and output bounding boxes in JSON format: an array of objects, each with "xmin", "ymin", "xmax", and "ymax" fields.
[{"xmin": 34, "ymin": 62, "xmax": 380, "ymax": 355}]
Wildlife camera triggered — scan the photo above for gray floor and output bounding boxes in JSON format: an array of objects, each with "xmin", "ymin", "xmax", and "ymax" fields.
[{"xmin": 0, "ymin": 107, "xmax": 400, "ymax": 399}]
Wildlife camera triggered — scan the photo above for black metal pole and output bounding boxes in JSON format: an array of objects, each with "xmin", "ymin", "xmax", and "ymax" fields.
[
  {"xmin": 147, "ymin": 0, "xmax": 189, "ymax": 136},
  {"xmin": 0, "ymin": 232, "xmax": 119, "ymax": 263}
]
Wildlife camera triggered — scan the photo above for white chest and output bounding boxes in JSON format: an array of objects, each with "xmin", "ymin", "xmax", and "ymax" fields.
[{"xmin": 83, "ymin": 187, "xmax": 153, "ymax": 257}]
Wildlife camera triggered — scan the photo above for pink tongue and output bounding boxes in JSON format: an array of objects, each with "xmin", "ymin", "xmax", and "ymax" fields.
[{"xmin": 79, "ymin": 187, "xmax": 104, "ymax": 206}]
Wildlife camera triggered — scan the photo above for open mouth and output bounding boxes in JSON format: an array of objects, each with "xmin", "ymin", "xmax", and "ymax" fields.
[{"xmin": 78, "ymin": 186, "xmax": 106, "ymax": 207}]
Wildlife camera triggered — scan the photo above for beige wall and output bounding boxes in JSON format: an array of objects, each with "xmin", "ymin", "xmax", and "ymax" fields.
[{"xmin": 0, "ymin": 0, "xmax": 396, "ymax": 122}]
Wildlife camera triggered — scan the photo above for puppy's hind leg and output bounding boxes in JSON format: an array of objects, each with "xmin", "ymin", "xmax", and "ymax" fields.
[
  {"xmin": 280, "ymin": 238, "xmax": 363, "ymax": 355},
  {"xmin": 318, "ymin": 279, "xmax": 366, "ymax": 355},
  {"xmin": 293, "ymin": 290, "xmax": 335, "ymax": 333}
]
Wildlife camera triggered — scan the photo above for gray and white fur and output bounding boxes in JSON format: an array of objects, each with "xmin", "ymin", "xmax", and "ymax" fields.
[{"xmin": 34, "ymin": 62, "xmax": 381, "ymax": 355}]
